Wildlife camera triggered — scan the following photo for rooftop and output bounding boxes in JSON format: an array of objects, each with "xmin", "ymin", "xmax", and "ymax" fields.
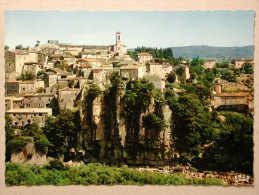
[
  {"xmin": 216, "ymin": 92, "xmax": 251, "ymax": 97},
  {"xmin": 138, "ymin": 52, "xmax": 152, "ymax": 56},
  {"xmin": 6, "ymin": 108, "xmax": 52, "ymax": 113},
  {"xmin": 59, "ymin": 87, "xmax": 81, "ymax": 91},
  {"xmin": 82, "ymin": 59, "xmax": 102, "ymax": 63},
  {"xmin": 20, "ymin": 81, "xmax": 35, "ymax": 84},
  {"xmin": 120, "ymin": 65, "xmax": 142, "ymax": 70}
]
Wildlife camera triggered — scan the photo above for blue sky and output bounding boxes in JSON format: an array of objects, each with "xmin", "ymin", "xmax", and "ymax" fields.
[{"xmin": 5, "ymin": 10, "xmax": 254, "ymax": 49}]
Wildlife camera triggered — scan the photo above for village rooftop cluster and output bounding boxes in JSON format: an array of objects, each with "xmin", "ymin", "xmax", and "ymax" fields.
[{"xmin": 5, "ymin": 32, "xmax": 254, "ymax": 128}]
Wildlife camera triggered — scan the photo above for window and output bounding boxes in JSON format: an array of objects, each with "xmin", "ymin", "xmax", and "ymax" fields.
[
  {"xmin": 34, "ymin": 113, "xmax": 36, "ymax": 116},
  {"xmin": 14, "ymin": 114, "xmax": 16, "ymax": 116},
  {"xmin": 9, "ymin": 63, "xmax": 11, "ymax": 66},
  {"xmin": 38, "ymin": 104, "xmax": 41, "ymax": 107},
  {"xmin": 38, "ymin": 97, "xmax": 41, "ymax": 100},
  {"xmin": 15, "ymin": 122, "xmax": 18, "ymax": 126},
  {"xmin": 22, "ymin": 121, "xmax": 24, "ymax": 125},
  {"xmin": 39, "ymin": 113, "xmax": 42, "ymax": 116}
]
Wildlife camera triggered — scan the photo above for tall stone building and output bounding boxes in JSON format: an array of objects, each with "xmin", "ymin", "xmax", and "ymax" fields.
[{"xmin": 110, "ymin": 31, "xmax": 127, "ymax": 56}]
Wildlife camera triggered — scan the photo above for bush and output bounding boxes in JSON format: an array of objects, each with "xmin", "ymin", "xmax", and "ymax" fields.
[
  {"xmin": 35, "ymin": 137, "xmax": 50, "ymax": 154},
  {"xmin": 5, "ymin": 162, "xmax": 226, "ymax": 185},
  {"xmin": 36, "ymin": 87, "xmax": 44, "ymax": 93},
  {"xmin": 7, "ymin": 137, "xmax": 26, "ymax": 154},
  {"xmin": 48, "ymin": 160, "xmax": 65, "ymax": 170}
]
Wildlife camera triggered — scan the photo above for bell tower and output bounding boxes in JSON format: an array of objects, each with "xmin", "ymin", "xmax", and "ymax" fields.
[{"xmin": 116, "ymin": 31, "xmax": 121, "ymax": 52}]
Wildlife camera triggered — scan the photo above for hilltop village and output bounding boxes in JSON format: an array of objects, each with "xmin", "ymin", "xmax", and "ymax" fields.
[{"xmin": 5, "ymin": 32, "xmax": 254, "ymax": 182}]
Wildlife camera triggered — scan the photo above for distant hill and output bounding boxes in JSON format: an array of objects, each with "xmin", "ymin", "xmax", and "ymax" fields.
[{"xmin": 171, "ymin": 45, "xmax": 254, "ymax": 59}]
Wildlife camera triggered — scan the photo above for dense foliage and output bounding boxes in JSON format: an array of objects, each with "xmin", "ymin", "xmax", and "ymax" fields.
[
  {"xmin": 5, "ymin": 162, "xmax": 225, "ymax": 185},
  {"xmin": 16, "ymin": 71, "xmax": 35, "ymax": 81},
  {"xmin": 43, "ymin": 109, "xmax": 81, "ymax": 157},
  {"xmin": 128, "ymin": 47, "xmax": 182, "ymax": 65}
]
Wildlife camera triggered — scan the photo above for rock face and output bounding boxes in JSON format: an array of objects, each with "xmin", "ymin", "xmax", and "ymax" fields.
[
  {"xmin": 11, "ymin": 143, "xmax": 46, "ymax": 165},
  {"xmin": 79, "ymin": 88, "xmax": 173, "ymax": 166}
]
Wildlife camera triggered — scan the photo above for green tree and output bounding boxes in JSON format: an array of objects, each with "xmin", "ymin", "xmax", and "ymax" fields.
[
  {"xmin": 15, "ymin": 44, "xmax": 23, "ymax": 50},
  {"xmin": 167, "ymin": 73, "xmax": 176, "ymax": 83},
  {"xmin": 35, "ymin": 40, "xmax": 40, "ymax": 47},
  {"xmin": 20, "ymin": 123, "xmax": 39, "ymax": 137},
  {"xmin": 16, "ymin": 71, "xmax": 35, "ymax": 81},
  {"xmin": 49, "ymin": 97, "xmax": 60, "ymax": 116},
  {"xmin": 43, "ymin": 109, "xmax": 80, "ymax": 157},
  {"xmin": 36, "ymin": 87, "xmax": 44, "ymax": 93},
  {"xmin": 242, "ymin": 63, "xmax": 253, "ymax": 74},
  {"xmin": 176, "ymin": 67, "xmax": 184, "ymax": 76},
  {"xmin": 35, "ymin": 137, "xmax": 50, "ymax": 155},
  {"xmin": 5, "ymin": 45, "xmax": 9, "ymax": 50},
  {"xmin": 170, "ymin": 94, "xmax": 215, "ymax": 155},
  {"xmin": 56, "ymin": 60, "xmax": 70, "ymax": 71}
]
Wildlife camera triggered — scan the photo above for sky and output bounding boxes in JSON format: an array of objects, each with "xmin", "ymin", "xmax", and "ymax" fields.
[{"xmin": 4, "ymin": 10, "xmax": 254, "ymax": 49}]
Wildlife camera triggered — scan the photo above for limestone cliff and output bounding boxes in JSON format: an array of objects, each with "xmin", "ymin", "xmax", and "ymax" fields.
[{"xmin": 79, "ymin": 87, "xmax": 173, "ymax": 166}]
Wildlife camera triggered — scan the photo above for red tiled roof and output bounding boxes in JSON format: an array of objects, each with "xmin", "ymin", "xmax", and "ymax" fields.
[
  {"xmin": 7, "ymin": 81, "xmax": 20, "ymax": 83},
  {"xmin": 79, "ymin": 63, "xmax": 92, "ymax": 68},
  {"xmin": 93, "ymin": 69, "xmax": 103, "ymax": 73},
  {"xmin": 82, "ymin": 59, "xmax": 102, "ymax": 63},
  {"xmin": 138, "ymin": 52, "xmax": 152, "ymax": 56}
]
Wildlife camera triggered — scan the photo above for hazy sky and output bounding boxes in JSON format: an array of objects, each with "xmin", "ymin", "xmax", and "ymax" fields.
[{"xmin": 5, "ymin": 10, "xmax": 254, "ymax": 49}]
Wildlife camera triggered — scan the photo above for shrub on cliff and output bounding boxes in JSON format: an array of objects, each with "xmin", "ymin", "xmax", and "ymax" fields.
[{"xmin": 35, "ymin": 137, "xmax": 50, "ymax": 155}]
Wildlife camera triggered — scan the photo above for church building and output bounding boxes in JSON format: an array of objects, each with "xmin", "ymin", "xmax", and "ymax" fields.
[{"xmin": 110, "ymin": 31, "xmax": 127, "ymax": 56}]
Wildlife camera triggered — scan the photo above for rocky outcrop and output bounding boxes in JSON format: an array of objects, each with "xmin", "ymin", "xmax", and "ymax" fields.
[
  {"xmin": 11, "ymin": 143, "xmax": 46, "ymax": 165},
  {"xmin": 79, "ymin": 87, "xmax": 174, "ymax": 166}
]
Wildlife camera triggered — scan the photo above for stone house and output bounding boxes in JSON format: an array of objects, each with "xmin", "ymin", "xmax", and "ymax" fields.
[
  {"xmin": 204, "ymin": 60, "xmax": 216, "ymax": 69},
  {"xmin": 211, "ymin": 86, "xmax": 252, "ymax": 111},
  {"xmin": 80, "ymin": 52, "xmax": 101, "ymax": 59},
  {"xmin": 5, "ymin": 50, "xmax": 38, "ymax": 74},
  {"xmin": 83, "ymin": 45, "xmax": 110, "ymax": 53},
  {"xmin": 22, "ymin": 63, "xmax": 43, "ymax": 76},
  {"xmin": 173, "ymin": 65, "xmax": 191, "ymax": 81},
  {"xmin": 63, "ymin": 49, "xmax": 80, "ymax": 56},
  {"xmin": 79, "ymin": 51, "xmax": 112, "ymax": 60},
  {"xmin": 44, "ymin": 72, "xmax": 57, "ymax": 88},
  {"xmin": 120, "ymin": 65, "xmax": 144, "ymax": 80},
  {"xmin": 145, "ymin": 75, "xmax": 166, "ymax": 92},
  {"xmin": 76, "ymin": 63, "xmax": 93, "ymax": 79},
  {"xmin": 65, "ymin": 77, "xmax": 87, "ymax": 88},
  {"xmin": 23, "ymin": 93, "xmax": 55, "ymax": 108},
  {"xmin": 137, "ymin": 52, "xmax": 153, "ymax": 63},
  {"xmin": 93, "ymin": 69, "xmax": 104, "ymax": 82},
  {"xmin": 5, "ymin": 96, "xmax": 24, "ymax": 111},
  {"xmin": 82, "ymin": 59, "xmax": 102, "ymax": 67},
  {"xmin": 58, "ymin": 88, "xmax": 82, "ymax": 109},
  {"xmin": 19, "ymin": 81, "xmax": 36, "ymax": 94},
  {"xmin": 6, "ymin": 81, "xmax": 20, "ymax": 95},
  {"xmin": 34, "ymin": 79, "xmax": 45, "ymax": 90},
  {"xmin": 146, "ymin": 63, "xmax": 163, "ymax": 78},
  {"xmin": 162, "ymin": 64, "xmax": 173, "ymax": 77},
  {"xmin": 6, "ymin": 108, "xmax": 52, "ymax": 127},
  {"xmin": 59, "ymin": 44, "xmax": 84, "ymax": 53},
  {"xmin": 233, "ymin": 58, "xmax": 254, "ymax": 69}
]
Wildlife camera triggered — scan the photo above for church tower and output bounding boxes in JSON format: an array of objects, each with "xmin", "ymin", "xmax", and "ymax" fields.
[{"xmin": 116, "ymin": 31, "xmax": 121, "ymax": 52}]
